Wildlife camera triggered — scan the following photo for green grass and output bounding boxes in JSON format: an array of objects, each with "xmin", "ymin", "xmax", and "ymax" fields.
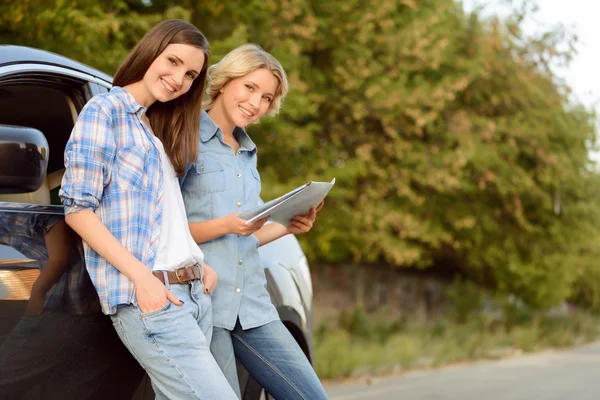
[{"xmin": 313, "ymin": 308, "xmax": 600, "ymax": 380}]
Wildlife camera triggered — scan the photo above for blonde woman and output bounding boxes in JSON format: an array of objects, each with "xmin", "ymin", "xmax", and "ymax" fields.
[{"xmin": 181, "ymin": 44, "xmax": 327, "ymax": 399}]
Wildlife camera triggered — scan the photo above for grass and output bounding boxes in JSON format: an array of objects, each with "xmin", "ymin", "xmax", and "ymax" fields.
[{"xmin": 313, "ymin": 307, "xmax": 600, "ymax": 380}]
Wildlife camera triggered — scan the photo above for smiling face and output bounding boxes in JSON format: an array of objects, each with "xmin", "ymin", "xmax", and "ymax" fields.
[
  {"xmin": 209, "ymin": 67, "xmax": 280, "ymax": 133},
  {"xmin": 141, "ymin": 43, "xmax": 206, "ymax": 106}
]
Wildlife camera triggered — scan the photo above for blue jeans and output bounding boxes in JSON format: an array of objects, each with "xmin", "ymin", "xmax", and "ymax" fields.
[
  {"xmin": 211, "ymin": 320, "xmax": 328, "ymax": 400},
  {"xmin": 110, "ymin": 280, "xmax": 237, "ymax": 400}
]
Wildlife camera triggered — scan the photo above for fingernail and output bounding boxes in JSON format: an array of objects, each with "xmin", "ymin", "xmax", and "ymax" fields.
[{"xmin": 180, "ymin": 300, "xmax": 185, "ymax": 304}]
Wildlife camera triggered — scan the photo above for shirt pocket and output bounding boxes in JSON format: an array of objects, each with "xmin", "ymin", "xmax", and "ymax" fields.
[
  {"xmin": 115, "ymin": 146, "xmax": 147, "ymax": 192},
  {"xmin": 193, "ymin": 158, "xmax": 226, "ymax": 193}
]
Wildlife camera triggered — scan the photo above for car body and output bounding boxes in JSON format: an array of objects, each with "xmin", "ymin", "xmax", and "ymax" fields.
[{"xmin": 0, "ymin": 45, "xmax": 314, "ymax": 400}]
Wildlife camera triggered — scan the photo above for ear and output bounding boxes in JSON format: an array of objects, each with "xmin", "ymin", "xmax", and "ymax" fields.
[{"xmin": 219, "ymin": 79, "xmax": 234, "ymax": 94}]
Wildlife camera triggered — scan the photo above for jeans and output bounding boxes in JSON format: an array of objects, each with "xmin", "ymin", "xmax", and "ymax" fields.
[
  {"xmin": 211, "ymin": 320, "xmax": 328, "ymax": 400},
  {"xmin": 110, "ymin": 280, "xmax": 237, "ymax": 400}
]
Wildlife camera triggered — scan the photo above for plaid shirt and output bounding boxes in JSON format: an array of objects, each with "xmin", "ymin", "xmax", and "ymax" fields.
[{"xmin": 60, "ymin": 87, "xmax": 164, "ymax": 315}]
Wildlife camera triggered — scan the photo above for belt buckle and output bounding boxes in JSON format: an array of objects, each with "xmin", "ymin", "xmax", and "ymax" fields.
[{"xmin": 174, "ymin": 267, "xmax": 186, "ymax": 284}]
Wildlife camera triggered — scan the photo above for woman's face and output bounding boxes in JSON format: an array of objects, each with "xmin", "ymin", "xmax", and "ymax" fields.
[
  {"xmin": 143, "ymin": 43, "xmax": 206, "ymax": 104},
  {"xmin": 219, "ymin": 68, "xmax": 279, "ymax": 128}
]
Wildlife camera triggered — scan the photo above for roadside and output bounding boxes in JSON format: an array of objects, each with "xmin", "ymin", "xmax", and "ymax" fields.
[
  {"xmin": 312, "ymin": 267, "xmax": 600, "ymax": 381},
  {"xmin": 312, "ymin": 304, "xmax": 600, "ymax": 380},
  {"xmin": 323, "ymin": 340, "xmax": 600, "ymax": 400}
]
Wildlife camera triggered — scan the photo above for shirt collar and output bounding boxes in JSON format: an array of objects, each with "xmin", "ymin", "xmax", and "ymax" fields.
[
  {"xmin": 199, "ymin": 110, "xmax": 257, "ymax": 152},
  {"xmin": 110, "ymin": 86, "xmax": 146, "ymax": 115}
]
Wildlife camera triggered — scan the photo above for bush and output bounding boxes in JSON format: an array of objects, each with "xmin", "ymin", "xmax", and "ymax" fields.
[{"xmin": 314, "ymin": 305, "xmax": 600, "ymax": 380}]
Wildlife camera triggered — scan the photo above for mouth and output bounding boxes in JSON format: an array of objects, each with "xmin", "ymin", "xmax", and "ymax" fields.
[
  {"xmin": 160, "ymin": 78, "xmax": 176, "ymax": 94},
  {"xmin": 238, "ymin": 105, "xmax": 255, "ymax": 118}
]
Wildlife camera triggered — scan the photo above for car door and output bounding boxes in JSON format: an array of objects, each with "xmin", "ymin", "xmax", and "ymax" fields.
[{"xmin": 0, "ymin": 61, "xmax": 146, "ymax": 400}]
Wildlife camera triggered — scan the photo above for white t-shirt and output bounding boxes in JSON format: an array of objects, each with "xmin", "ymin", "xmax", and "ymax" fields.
[{"xmin": 151, "ymin": 135, "xmax": 204, "ymax": 271}]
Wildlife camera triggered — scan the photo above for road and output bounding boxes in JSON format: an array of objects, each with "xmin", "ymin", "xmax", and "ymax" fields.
[{"xmin": 324, "ymin": 341, "xmax": 600, "ymax": 399}]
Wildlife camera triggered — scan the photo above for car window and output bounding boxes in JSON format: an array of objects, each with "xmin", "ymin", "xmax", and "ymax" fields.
[{"xmin": 0, "ymin": 75, "xmax": 92, "ymax": 205}]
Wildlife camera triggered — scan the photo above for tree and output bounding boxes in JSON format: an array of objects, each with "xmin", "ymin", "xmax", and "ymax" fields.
[
  {"xmin": 3, "ymin": 0, "xmax": 599, "ymax": 308},
  {"xmin": 0, "ymin": 0, "xmax": 191, "ymax": 74}
]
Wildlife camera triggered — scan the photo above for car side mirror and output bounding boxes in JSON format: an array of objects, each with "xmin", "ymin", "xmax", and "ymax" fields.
[{"xmin": 0, "ymin": 124, "xmax": 49, "ymax": 194}]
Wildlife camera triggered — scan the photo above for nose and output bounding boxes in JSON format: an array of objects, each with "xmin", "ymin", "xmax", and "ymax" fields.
[
  {"xmin": 249, "ymin": 92, "xmax": 261, "ymax": 111},
  {"xmin": 172, "ymin": 70, "xmax": 185, "ymax": 88}
]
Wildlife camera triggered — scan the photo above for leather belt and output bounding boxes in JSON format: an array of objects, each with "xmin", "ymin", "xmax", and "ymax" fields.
[{"xmin": 153, "ymin": 264, "xmax": 202, "ymax": 285}]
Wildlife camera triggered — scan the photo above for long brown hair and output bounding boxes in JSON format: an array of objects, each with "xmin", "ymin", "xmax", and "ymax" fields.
[{"xmin": 113, "ymin": 19, "xmax": 209, "ymax": 175}]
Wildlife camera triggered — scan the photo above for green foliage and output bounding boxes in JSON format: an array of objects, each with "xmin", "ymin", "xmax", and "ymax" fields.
[
  {"xmin": 445, "ymin": 276, "xmax": 484, "ymax": 323},
  {"xmin": 314, "ymin": 307, "xmax": 600, "ymax": 379},
  {"xmin": 568, "ymin": 253, "xmax": 600, "ymax": 312},
  {"xmin": 0, "ymin": 1, "xmax": 190, "ymax": 74},
  {"xmin": 336, "ymin": 307, "xmax": 408, "ymax": 343},
  {"xmin": 3, "ymin": 0, "xmax": 600, "ymax": 309}
]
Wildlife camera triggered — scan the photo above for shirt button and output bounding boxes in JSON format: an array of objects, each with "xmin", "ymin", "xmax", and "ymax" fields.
[
  {"xmin": 236, "ymin": 288, "xmax": 241, "ymax": 293},
  {"xmin": 237, "ymin": 173, "xmax": 242, "ymax": 178},
  {"xmin": 238, "ymin": 259, "xmax": 243, "ymax": 265},
  {"xmin": 236, "ymin": 201, "xmax": 242, "ymax": 207}
]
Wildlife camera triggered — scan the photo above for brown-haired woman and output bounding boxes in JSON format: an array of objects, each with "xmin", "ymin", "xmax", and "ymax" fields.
[{"xmin": 60, "ymin": 19, "xmax": 237, "ymax": 399}]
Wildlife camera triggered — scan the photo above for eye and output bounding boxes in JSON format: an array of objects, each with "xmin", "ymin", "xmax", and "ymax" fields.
[
  {"xmin": 245, "ymin": 84, "xmax": 254, "ymax": 92},
  {"xmin": 168, "ymin": 57, "xmax": 177, "ymax": 66},
  {"xmin": 263, "ymin": 96, "xmax": 272, "ymax": 103},
  {"xmin": 186, "ymin": 72, "xmax": 195, "ymax": 80}
]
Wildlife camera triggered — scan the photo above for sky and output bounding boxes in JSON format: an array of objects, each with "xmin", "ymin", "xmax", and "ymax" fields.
[{"xmin": 462, "ymin": 0, "xmax": 600, "ymax": 113}]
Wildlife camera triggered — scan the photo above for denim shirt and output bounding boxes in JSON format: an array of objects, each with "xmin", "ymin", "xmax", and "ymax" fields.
[
  {"xmin": 181, "ymin": 111, "xmax": 279, "ymax": 330},
  {"xmin": 60, "ymin": 87, "xmax": 164, "ymax": 315}
]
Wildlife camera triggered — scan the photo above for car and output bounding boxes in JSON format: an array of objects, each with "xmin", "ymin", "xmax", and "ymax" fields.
[{"xmin": 0, "ymin": 45, "xmax": 315, "ymax": 400}]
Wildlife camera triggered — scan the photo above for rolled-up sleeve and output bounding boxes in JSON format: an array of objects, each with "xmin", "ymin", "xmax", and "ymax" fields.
[{"xmin": 59, "ymin": 101, "xmax": 116, "ymax": 215}]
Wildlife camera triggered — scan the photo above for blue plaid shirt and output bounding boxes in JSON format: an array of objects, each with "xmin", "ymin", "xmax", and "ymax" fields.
[{"xmin": 60, "ymin": 87, "xmax": 164, "ymax": 315}]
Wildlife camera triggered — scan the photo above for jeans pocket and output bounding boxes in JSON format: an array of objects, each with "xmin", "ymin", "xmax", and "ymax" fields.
[
  {"xmin": 199, "ymin": 291, "xmax": 213, "ymax": 321},
  {"xmin": 139, "ymin": 301, "xmax": 171, "ymax": 319}
]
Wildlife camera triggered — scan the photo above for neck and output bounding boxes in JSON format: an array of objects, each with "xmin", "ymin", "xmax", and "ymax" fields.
[
  {"xmin": 122, "ymin": 81, "xmax": 155, "ymax": 109},
  {"xmin": 207, "ymin": 106, "xmax": 235, "ymax": 138}
]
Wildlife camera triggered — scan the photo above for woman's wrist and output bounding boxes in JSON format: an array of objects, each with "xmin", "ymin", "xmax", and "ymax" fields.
[
  {"xmin": 130, "ymin": 263, "xmax": 155, "ymax": 285},
  {"xmin": 221, "ymin": 215, "xmax": 234, "ymax": 235}
]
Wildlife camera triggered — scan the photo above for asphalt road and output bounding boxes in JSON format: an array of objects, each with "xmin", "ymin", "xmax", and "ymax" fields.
[{"xmin": 324, "ymin": 341, "xmax": 600, "ymax": 400}]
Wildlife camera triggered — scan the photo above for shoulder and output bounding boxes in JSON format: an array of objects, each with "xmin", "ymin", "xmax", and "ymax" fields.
[{"xmin": 79, "ymin": 92, "xmax": 127, "ymax": 122}]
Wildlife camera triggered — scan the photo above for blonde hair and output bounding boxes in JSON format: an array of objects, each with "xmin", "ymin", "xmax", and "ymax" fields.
[{"xmin": 204, "ymin": 44, "xmax": 289, "ymax": 117}]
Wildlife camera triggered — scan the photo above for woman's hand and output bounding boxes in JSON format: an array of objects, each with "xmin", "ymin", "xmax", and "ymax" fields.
[
  {"xmin": 224, "ymin": 212, "xmax": 269, "ymax": 236},
  {"xmin": 203, "ymin": 263, "xmax": 219, "ymax": 295},
  {"xmin": 134, "ymin": 273, "xmax": 182, "ymax": 313},
  {"xmin": 286, "ymin": 201, "xmax": 325, "ymax": 235}
]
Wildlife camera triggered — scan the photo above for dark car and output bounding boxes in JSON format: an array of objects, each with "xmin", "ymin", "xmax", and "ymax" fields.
[{"xmin": 0, "ymin": 45, "xmax": 315, "ymax": 400}]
